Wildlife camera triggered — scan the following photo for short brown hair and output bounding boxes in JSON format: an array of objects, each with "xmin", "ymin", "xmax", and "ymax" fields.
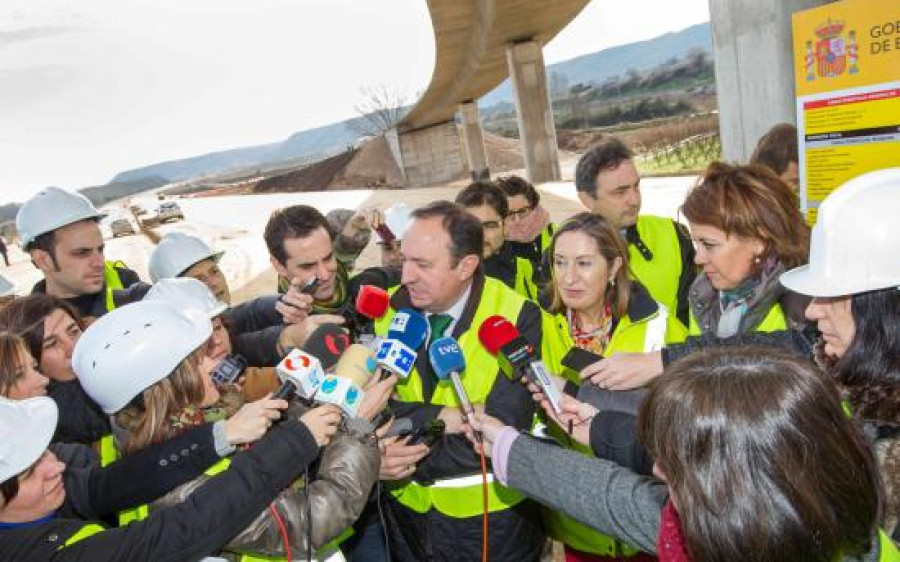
[
  {"xmin": 574, "ymin": 137, "xmax": 634, "ymax": 197},
  {"xmin": 497, "ymin": 175, "xmax": 540, "ymax": 208},
  {"xmin": 750, "ymin": 123, "xmax": 798, "ymax": 176},
  {"xmin": 411, "ymin": 201, "xmax": 483, "ymax": 265},
  {"xmin": 639, "ymin": 347, "xmax": 880, "ymax": 560},
  {"xmin": 264, "ymin": 205, "xmax": 332, "ymax": 266},
  {"xmin": 547, "ymin": 213, "xmax": 631, "ymax": 319},
  {"xmin": 681, "ymin": 162, "xmax": 809, "ymax": 269}
]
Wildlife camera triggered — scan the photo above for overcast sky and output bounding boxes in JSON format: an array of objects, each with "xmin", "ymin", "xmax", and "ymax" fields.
[{"xmin": 0, "ymin": 0, "xmax": 709, "ymax": 204}]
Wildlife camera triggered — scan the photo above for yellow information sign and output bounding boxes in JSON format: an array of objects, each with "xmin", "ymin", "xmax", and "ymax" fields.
[{"xmin": 792, "ymin": 0, "xmax": 900, "ymax": 221}]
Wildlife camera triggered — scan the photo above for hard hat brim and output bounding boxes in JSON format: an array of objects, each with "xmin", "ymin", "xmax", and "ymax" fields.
[
  {"xmin": 781, "ymin": 264, "xmax": 900, "ymax": 298},
  {"xmin": 0, "ymin": 397, "xmax": 58, "ymax": 483}
]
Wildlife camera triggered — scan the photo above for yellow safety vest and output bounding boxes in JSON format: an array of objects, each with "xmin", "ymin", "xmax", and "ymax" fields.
[
  {"xmin": 542, "ymin": 300, "xmax": 685, "ymax": 557},
  {"xmin": 687, "ymin": 301, "xmax": 787, "ymax": 336},
  {"xmin": 627, "ymin": 216, "xmax": 686, "ymax": 329},
  {"xmin": 374, "ymin": 278, "xmax": 530, "ymax": 518},
  {"xmin": 513, "ymin": 224, "xmax": 555, "ymax": 302},
  {"xmin": 103, "ymin": 260, "xmax": 126, "ymax": 312}
]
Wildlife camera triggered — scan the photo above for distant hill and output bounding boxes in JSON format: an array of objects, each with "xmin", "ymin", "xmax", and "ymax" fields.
[
  {"xmin": 479, "ymin": 22, "xmax": 711, "ymax": 108},
  {"xmin": 107, "ymin": 22, "xmax": 711, "ymax": 188}
]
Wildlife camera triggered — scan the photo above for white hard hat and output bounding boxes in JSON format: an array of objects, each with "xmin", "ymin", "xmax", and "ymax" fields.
[
  {"xmin": 72, "ymin": 300, "xmax": 212, "ymax": 414},
  {"xmin": 0, "ymin": 396, "xmax": 58, "ymax": 483},
  {"xmin": 0, "ymin": 274, "xmax": 15, "ymax": 298},
  {"xmin": 145, "ymin": 277, "xmax": 227, "ymax": 319},
  {"xmin": 384, "ymin": 203, "xmax": 413, "ymax": 241},
  {"xmin": 148, "ymin": 232, "xmax": 224, "ymax": 282},
  {"xmin": 16, "ymin": 187, "xmax": 105, "ymax": 248},
  {"xmin": 781, "ymin": 168, "xmax": 900, "ymax": 297}
]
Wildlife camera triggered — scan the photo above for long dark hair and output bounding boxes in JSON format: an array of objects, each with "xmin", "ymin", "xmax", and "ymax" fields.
[
  {"xmin": 826, "ymin": 288, "xmax": 900, "ymax": 423},
  {"xmin": 639, "ymin": 346, "xmax": 880, "ymax": 561},
  {"xmin": 0, "ymin": 294, "xmax": 84, "ymax": 366}
]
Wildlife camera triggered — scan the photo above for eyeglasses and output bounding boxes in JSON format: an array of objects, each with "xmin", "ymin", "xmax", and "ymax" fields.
[
  {"xmin": 482, "ymin": 220, "xmax": 502, "ymax": 230},
  {"xmin": 506, "ymin": 206, "xmax": 533, "ymax": 220}
]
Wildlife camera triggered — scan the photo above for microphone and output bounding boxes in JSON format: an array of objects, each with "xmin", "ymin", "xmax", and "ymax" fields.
[
  {"xmin": 273, "ymin": 323, "xmax": 349, "ymax": 401},
  {"xmin": 302, "ymin": 323, "xmax": 351, "ymax": 371},
  {"xmin": 274, "ymin": 348, "xmax": 325, "ymax": 402},
  {"xmin": 355, "ymin": 285, "xmax": 390, "ymax": 320},
  {"xmin": 428, "ymin": 337, "xmax": 475, "ymax": 421},
  {"xmin": 316, "ymin": 344, "xmax": 378, "ymax": 416},
  {"xmin": 478, "ymin": 315, "xmax": 564, "ymax": 415},
  {"xmin": 375, "ymin": 308, "xmax": 428, "ymax": 379}
]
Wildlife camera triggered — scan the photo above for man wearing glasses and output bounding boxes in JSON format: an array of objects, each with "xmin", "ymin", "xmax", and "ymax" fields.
[{"xmin": 497, "ymin": 175, "xmax": 556, "ymax": 300}]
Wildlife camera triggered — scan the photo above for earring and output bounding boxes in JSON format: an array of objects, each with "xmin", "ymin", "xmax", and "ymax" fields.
[
  {"xmin": 754, "ymin": 255, "xmax": 761, "ymax": 264},
  {"xmin": 609, "ymin": 278, "xmax": 616, "ymax": 287}
]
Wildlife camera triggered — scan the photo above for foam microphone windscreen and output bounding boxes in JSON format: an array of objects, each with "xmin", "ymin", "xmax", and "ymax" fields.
[
  {"xmin": 387, "ymin": 308, "xmax": 429, "ymax": 350},
  {"xmin": 478, "ymin": 315, "xmax": 519, "ymax": 354},
  {"xmin": 355, "ymin": 285, "xmax": 390, "ymax": 319},
  {"xmin": 428, "ymin": 337, "xmax": 467, "ymax": 381},
  {"xmin": 333, "ymin": 343, "xmax": 378, "ymax": 388},
  {"xmin": 302, "ymin": 323, "xmax": 351, "ymax": 371}
]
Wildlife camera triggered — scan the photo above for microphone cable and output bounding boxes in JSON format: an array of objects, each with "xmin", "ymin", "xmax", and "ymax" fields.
[
  {"xmin": 238, "ymin": 442, "xmax": 293, "ymax": 560},
  {"xmin": 477, "ymin": 437, "xmax": 489, "ymax": 562}
]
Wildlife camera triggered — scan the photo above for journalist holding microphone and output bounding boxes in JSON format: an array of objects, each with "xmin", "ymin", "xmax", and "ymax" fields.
[
  {"xmin": 373, "ymin": 201, "xmax": 568, "ymax": 562},
  {"xmin": 465, "ymin": 346, "xmax": 900, "ymax": 561}
]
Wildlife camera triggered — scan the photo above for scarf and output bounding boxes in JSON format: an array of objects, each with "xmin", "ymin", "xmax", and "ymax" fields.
[
  {"xmin": 657, "ymin": 500, "xmax": 691, "ymax": 562},
  {"xmin": 505, "ymin": 205, "xmax": 550, "ymax": 242},
  {"xmin": 567, "ymin": 303, "xmax": 615, "ymax": 356}
]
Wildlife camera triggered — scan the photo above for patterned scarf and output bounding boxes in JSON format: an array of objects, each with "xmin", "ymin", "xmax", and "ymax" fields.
[
  {"xmin": 505, "ymin": 205, "xmax": 551, "ymax": 243},
  {"xmin": 657, "ymin": 500, "xmax": 691, "ymax": 562},
  {"xmin": 567, "ymin": 303, "xmax": 615, "ymax": 356}
]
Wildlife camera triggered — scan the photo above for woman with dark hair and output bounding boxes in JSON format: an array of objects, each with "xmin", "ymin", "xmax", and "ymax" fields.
[
  {"xmin": 540, "ymin": 212, "xmax": 686, "ymax": 562},
  {"xmin": 781, "ymin": 167, "xmax": 900, "ymax": 540},
  {"xmin": 0, "ymin": 295, "xmax": 109, "ymax": 445},
  {"xmin": 466, "ymin": 346, "xmax": 898, "ymax": 561},
  {"xmin": 584, "ymin": 162, "xmax": 811, "ymax": 390}
]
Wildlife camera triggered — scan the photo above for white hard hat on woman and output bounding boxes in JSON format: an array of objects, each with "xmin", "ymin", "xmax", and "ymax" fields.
[{"xmin": 72, "ymin": 300, "xmax": 212, "ymax": 414}]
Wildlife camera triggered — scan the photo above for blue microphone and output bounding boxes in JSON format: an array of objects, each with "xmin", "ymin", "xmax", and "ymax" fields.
[
  {"xmin": 376, "ymin": 308, "xmax": 428, "ymax": 379},
  {"xmin": 428, "ymin": 337, "xmax": 475, "ymax": 422}
]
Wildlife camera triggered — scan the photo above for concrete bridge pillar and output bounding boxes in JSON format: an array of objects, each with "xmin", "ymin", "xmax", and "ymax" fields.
[
  {"xmin": 709, "ymin": 0, "xmax": 836, "ymax": 161},
  {"xmin": 506, "ymin": 40, "xmax": 561, "ymax": 183},
  {"xmin": 459, "ymin": 101, "xmax": 490, "ymax": 181}
]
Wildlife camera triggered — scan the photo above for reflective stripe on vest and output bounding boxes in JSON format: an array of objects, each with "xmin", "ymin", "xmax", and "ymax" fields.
[
  {"xmin": 628, "ymin": 216, "xmax": 683, "ymax": 323},
  {"xmin": 688, "ymin": 301, "xmax": 787, "ymax": 337},
  {"xmin": 103, "ymin": 261, "xmax": 126, "ymax": 312},
  {"xmin": 98, "ymin": 433, "xmax": 118, "ymax": 467},
  {"xmin": 543, "ymin": 302, "xmax": 684, "ymax": 557},
  {"xmin": 58, "ymin": 523, "xmax": 104, "ymax": 549},
  {"xmin": 374, "ymin": 278, "xmax": 528, "ymax": 518}
]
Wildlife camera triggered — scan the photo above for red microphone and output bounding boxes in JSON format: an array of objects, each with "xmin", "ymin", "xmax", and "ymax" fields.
[
  {"xmin": 355, "ymin": 285, "xmax": 390, "ymax": 319},
  {"xmin": 478, "ymin": 315, "xmax": 564, "ymax": 414}
]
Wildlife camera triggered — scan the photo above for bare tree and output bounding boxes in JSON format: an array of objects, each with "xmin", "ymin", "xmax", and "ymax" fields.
[
  {"xmin": 350, "ymin": 85, "xmax": 412, "ymax": 137},
  {"xmin": 549, "ymin": 71, "xmax": 570, "ymax": 100}
]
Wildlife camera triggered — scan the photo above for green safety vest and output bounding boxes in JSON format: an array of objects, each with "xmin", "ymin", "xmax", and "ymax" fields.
[
  {"xmin": 374, "ymin": 278, "xmax": 531, "ymax": 518},
  {"xmin": 542, "ymin": 300, "xmax": 685, "ymax": 557},
  {"xmin": 627, "ymin": 216, "xmax": 686, "ymax": 329},
  {"xmin": 513, "ymin": 224, "xmax": 555, "ymax": 302},
  {"xmin": 103, "ymin": 260, "xmax": 127, "ymax": 312},
  {"xmin": 687, "ymin": 301, "xmax": 787, "ymax": 337}
]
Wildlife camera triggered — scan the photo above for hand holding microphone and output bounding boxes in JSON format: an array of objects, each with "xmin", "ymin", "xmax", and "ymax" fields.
[
  {"xmin": 479, "ymin": 315, "xmax": 564, "ymax": 415},
  {"xmin": 351, "ymin": 284, "xmax": 390, "ymax": 341},
  {"xmin": 429, "ymin": 336, "xmax": 481, "ymax": 442},
  {"xmin": 273, "ymin": 323, "xmax": 348, "ymax": 402}
]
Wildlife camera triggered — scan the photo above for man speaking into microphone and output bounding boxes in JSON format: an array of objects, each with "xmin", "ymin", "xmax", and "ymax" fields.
[{"xmin": 373, "ymin": 201, "xmax": 566, "ymax": 562}]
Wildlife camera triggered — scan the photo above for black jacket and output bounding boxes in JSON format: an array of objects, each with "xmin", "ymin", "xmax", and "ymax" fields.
[
  {"xmin": 31, "ymin": 271, "xmax": 149, "ymax": 320},
  {"xmin": 52, "ymin": 423, "xmax": 221, "ymax": 520},
  {"xmin": 0, "ymin": 418, "xmax": 319, "ymax": 562},
  {"xmin": 48, "ymin": 379, "xmax": 110, "ymax": 446}
]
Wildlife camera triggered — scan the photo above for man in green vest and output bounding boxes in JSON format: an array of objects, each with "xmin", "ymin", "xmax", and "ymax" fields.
[
  {"xmin": 575, "ymin": 138, "xmax": 696, "ymax": 328},
  {"xmin": 16, "ymin": 187, "xmax": 146, "ymax": 320},
  {"xmin": 375, "ymin": 201, "xmax": 548, "ymax": 562}
]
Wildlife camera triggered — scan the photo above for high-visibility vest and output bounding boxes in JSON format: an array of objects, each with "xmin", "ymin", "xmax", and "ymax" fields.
[
  {"xmin": 627, "ymin": 216, "xmax": 686, "ymax": 328},
  {"xmin": 513, "ymin": 224, "xmax": 555, "ymax": 302},
  {"xmin": 374, "ymin": 278, "xmax": 529, "ymax": 518},
  {"xmin": 542, "ymin": 299, "xmax": 685, "ymax": 557},
  {"xmin": 103, "ymin": 261, "xmax": 126, "ymax": 312},
  {"xmin": 687, "ymin": 300, "xmax": 787, "ymax": 336}
]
